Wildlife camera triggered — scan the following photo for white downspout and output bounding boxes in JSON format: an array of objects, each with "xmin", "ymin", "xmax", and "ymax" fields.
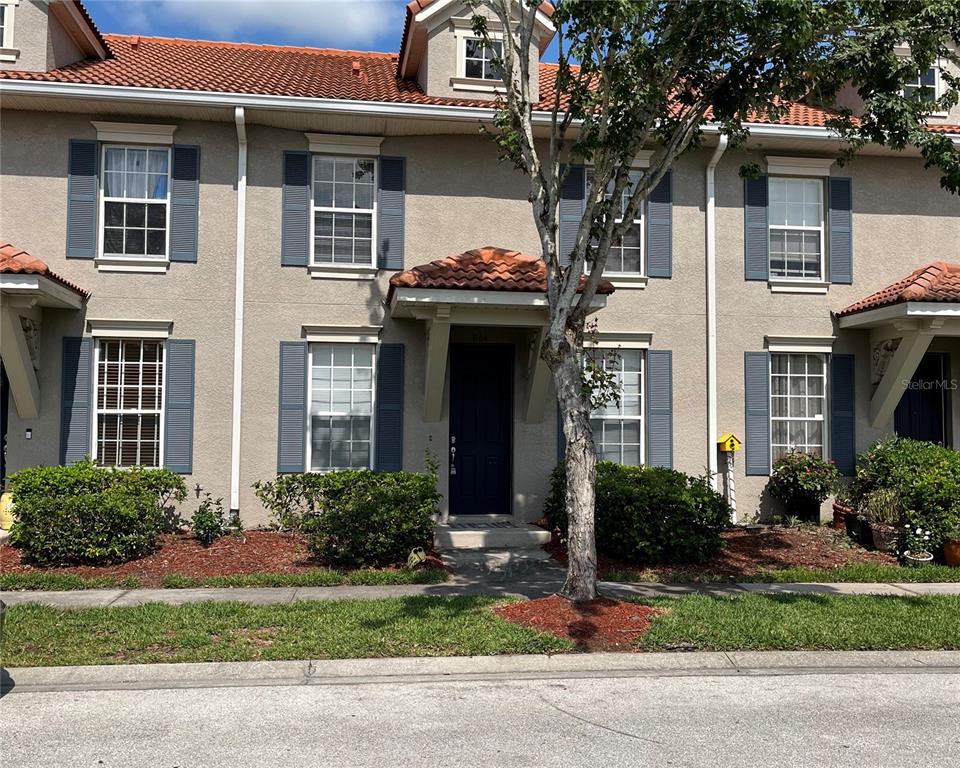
[
  {"xmin": 229, "ymin": 106, "xmax": 247, "ymax": 513},
  {"xmin": 705, "ymin": 134, "xmax": 728, "ymax": 491}
]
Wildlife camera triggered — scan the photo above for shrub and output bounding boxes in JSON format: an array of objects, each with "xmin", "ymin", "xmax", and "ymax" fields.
[
  {"xmin": 543, "ymin": 462, "xmax": 731, "ymax": 565},
  {"xmin": 191, "ymin": 493, "xmax": 242, "ymax": 547},
  {"xmin": 769, "ymin": 452, "xmax": 839, "ymax": 520},
  {"xmin": 253, "ymin": 470, "xmax": 440, "ymax": 567},
  {"xmin": 8, "ymin": 460, "xmax": 187, "ymax": 566},
  {"xmin": 850, "ymin": 437, "xmax": 960, "ymax": 550}
]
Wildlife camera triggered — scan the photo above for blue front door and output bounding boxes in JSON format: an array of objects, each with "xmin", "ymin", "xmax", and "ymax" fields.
[
  {"xmin": 895, "ymin": 352, "xmax": 949, "ymax": 445},
  {"xmin": 449, "ymin": 343, "xmax": 513, "ymax": 515}
]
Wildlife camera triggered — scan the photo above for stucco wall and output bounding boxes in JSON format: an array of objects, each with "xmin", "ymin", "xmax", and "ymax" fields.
[
  {"xmin": 0, "ymin": 109, "xmax": 238, "ymax": 517},
  {"xmin": 0, "ymin": 0, "xmax": 49, "ymax": 72}
]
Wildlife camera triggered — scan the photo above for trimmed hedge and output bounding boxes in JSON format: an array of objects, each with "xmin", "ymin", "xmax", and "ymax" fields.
[
  {"xmin": 253, "ymin": 470, "xmax": 440, "ymax": 568},
  {"xmin": 544, "ymin": 461, "xmax": 731, "ymax": 565},
  {"xmin": 850, "ymin": 437, "xmax": 960, "ymax": 551},
  {"xmin": 8, "ymin": 460, "xmax": 187, "ymax": 566}
]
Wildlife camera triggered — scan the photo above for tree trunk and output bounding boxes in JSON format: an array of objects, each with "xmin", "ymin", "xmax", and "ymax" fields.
[{"xmin": 552, "ymin": 344, "xmax": 598, "ymax": 602}]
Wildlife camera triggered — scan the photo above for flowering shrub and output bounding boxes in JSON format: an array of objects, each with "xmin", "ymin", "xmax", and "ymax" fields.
[
  {"xmin": 769, "ymin": 452, "xmax": 839, "ymax": 515},
  {"xmin": 902, "ymin": 524, "xmax": 934, "ymax": 556}
]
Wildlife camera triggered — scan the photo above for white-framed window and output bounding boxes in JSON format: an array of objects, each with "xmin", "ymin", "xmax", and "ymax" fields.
[
  {"xmin": 100, "ymin": 145, "xmax": 171, "ymax": 260},
  {"xmin": 311, "ymin": 155, "xmax": 376, "ymax": 267},
  {"xmin": 463, "ymin": 37, "xmax": 503, "ymax": 80},
  {"xmin": 587, "ymin": 348, "xmax": 644, "ymax": 465},
  {"xmin": 770, "ymin": 352, "xmax": 827, "ymax": 463},
  {"xmin": 903, "ymin": 66, "xmax": 940, "ymax": 101},
  {"xmin": 94, "ymin": 338, "xmax": 165, "ymax": 468},
  {"xmin": 308, "ymin": 343, "xmax": 376, "ymax": 471},
  {"xmin": 0, "ymin": 6, "xmax": 7, "ymax": 47},
  {"xmin": 768, "ymin": 176, "xmax": 824, "ymax": 280},
  {"xmin": 0, "ymin": 1, "xmax": 18, "ymax": 56},
  {"xmin": 588, "ymin": 171, "xmax": 644, "ymax": 275}
]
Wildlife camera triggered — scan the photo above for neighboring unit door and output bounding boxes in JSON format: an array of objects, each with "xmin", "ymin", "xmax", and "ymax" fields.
[
  {"xmin": 449, "ymin": 343, "xmax": 513, "ymax": 515},
  {"xmin": 895, "ymin": 352, "xmax": 948, "ymax": 445}
]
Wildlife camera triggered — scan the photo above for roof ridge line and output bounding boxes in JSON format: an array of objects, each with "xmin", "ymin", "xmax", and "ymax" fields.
[{"xmin": 102, "ymin": 33, "xmax": 399, "ymax": 59}]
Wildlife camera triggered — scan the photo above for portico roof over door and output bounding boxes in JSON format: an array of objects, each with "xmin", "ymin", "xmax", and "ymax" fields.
[
  {"xmin": 837, "ymin": 261, "xmax": 960, "ymax": 428},
  {"xmin": 387, "ymin": 246, "xmax": 613, "ymax": 422}
]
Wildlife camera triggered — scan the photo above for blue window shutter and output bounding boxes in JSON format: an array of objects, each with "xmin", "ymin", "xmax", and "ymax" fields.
[
  {"xmin": 830, "ymin": 354, "xmax": 856, "ymax": 476},
  {"xmin": 646, "ymin": 171, "xmax": 672, "ymax": 278},
  {"xmin": 60, "ymin": 337, "xmax": 93, "ymax": 464},
  {"xmin": 281, "ymin": 151, "xmax": 310, "ymax": 267},
  {"xmin": 646, "ymin": 349, "xmax": 673, "ymax": 468},
  {"xmin": 163, "ymin": 339, "xmax": 196, "ymax": 473},
  {"xmin": 558, "ymin": 165, "xmax": 585, "ymax": 267},
  {"xmin": 277, "ymin": 341, "xmax": 307, "ymax": 473},
  {"xmin": 169, "ymin": 145, "xmax": 200, "ymax": 263},
  {"xmin": 744, "ymin": 175, "xmax": 769, "ymax": 281},
  {"xmin": 829, "ymin": 177, "xmax": 853, "ymax": 285},
  {"xmin": 556, "ymin": 403, "xmax": 566, "ymax": 463},
  {"xmin": 66, "ymin": 139, "xmax": 98, "ymax": 259},
  {"xmin": 744, "ymin": 352, "xmax": 771, "ymax": 475},
  {"xmin": 374, "ymin": 343, "xmax": 404, "ymax": 471},
  {"xmin": 378, "ymin": 157, "xmax": 405, "ymax": 270}
]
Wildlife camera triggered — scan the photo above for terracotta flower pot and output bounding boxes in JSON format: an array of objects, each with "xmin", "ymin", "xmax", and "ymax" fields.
[
  {"xmin": 903, "ymin": 550, "xmax": 934, "ymax": 567},
  {"xmin": 869, "ymin": 522, "xmax": 898, "ymax": 553},
  {"xmin": 944, "ymin": 539, "xmax": 960, "ymax": 568},
  {"xmin": 833, "ymin": 502, "xmax": 853, "ymax": 531}
]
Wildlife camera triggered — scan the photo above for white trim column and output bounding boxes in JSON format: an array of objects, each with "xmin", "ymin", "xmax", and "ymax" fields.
[
  {"xmin": 523, "ymin": 326, "xmax": 551, "ymax": 423},
  {"xmin": 422, "ymin": 306, "xmax": 451, "ymax": 423}
]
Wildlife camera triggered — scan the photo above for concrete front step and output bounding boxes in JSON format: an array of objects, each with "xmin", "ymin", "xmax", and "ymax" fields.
[
  {"xmin": 439, "ymin": 547, "xmax": 556, "ymax": 573},
  {"xmin": 434, "ymin": 520, "xmax": 551, "ymax": 550}
]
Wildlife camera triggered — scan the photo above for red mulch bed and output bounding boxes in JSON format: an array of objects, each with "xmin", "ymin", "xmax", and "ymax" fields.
[
  {"xmin": 543, "ymin": 525, "xmax": 897, "ymax": 581},
  {"xmin": 494, "ymin": 595, "xmax": 660, "ymax": 651},
  {"xmin": 0, "ymin": 530, "xmax": 445, "ymax": 587}
]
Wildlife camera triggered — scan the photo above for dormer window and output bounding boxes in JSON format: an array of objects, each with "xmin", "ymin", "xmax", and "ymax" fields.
[
  {"xmin": 0, "ymin": 0, "xmax": 19, "ymax": 62},
  {"xmin": 903, "ymin": 66, "xmax": 940, "ymax": 101},
  {"xmin": 463, "ymin": 38, "xmax": 503, "ymax": 80}
]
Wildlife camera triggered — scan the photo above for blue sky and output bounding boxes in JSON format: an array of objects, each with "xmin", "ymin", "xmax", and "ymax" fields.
[{"xmin": 84, "ymin": 0, "xmax": 411, "ymax": 52}]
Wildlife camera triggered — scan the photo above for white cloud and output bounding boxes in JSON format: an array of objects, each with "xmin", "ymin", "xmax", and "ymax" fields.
[{"xmin": 113, "ymin": 0, "xmax": 402, "ymax": 50}]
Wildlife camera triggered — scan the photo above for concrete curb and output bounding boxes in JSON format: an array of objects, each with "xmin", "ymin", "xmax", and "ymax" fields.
[
  {"xmin": 4, "ymin": 650, "xmax": 960, "ymax": 694},
  {"xmin": 3, "ymin": 580, "xmax": 960, "ymax": 608}
]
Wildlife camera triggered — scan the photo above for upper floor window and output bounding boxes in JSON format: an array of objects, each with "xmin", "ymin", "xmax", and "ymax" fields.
[
  {"xmin": 312, "ymin": 155, "xmax": 376, "ymax": 267},
  {"xmin": 768, "ymin": 177, "xmax": 823, "ymax": 281},
  {"xmin": 903, "ymin": 66, "xmax": 940, "ymax": 101},
  {"xmin": 101, "ymin": 145, "xmax": 170, "ymax": 260},
  {"xmin": 0, "ymin": 1, "xmax": 16, "ymax": 57},
  {"xmin": 770, "ymin": 352, "xmax": 826, "ymax": 464},
  {"xmin": 587, "ymin": 348, "xmax": 644, "ymax": 465},
  {"xmin": 309, "ymin": 343, "xmax": 375, "ymax": 471},
  {"xmin": 95, "ymin": 338, "xmax": 165, "ymax": 468},
  {"xmin": 0, "ymin": 6, "xmax": 7, "ymax": 47},
  {"xmin": 464, "ymin": 38, "xmax": 503, "ymax": 80},
  {"xmin": 589, "ymin": 171, "xmax": 644, "ymax": 275}
]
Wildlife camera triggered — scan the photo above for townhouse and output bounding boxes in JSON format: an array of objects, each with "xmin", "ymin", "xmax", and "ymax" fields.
[{"xmin": 1, "ymin": 1, "xmax": 958, "ymax": 534}]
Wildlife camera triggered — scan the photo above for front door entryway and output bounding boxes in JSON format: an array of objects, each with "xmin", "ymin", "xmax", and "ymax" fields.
[
  {"xmin": 449, "ymin": 343, "xmax": 513, "ymax": 515},
  {"xmin": 895, "ymin": 352, "xmax": 949, "ymax": 445}
]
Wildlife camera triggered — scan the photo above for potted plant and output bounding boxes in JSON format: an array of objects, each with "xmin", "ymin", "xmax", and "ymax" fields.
[
  {"xmin": 944, "ymin": 522, "xmax": 960, "ymax": 568},
  {"xmin": 861, "ymin": 488, "xmax": 900, "ymax": 553},
  {"xmin": 901, "ymin": 524, "xmax": 935, "ymax": 567},
  {"xmin": 769, "ymin": 452, "xmax": 839, "ymax": 524},
  {"xmin": 832, "ymin": 485, "xmax": 855, "ymax": 530}
]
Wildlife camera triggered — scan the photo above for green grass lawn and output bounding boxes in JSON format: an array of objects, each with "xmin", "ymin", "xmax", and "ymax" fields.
[
  {"xmin": 604, "ymin": 562, "xmax": 960, "ymax": 584},
  {"xmin": 0, "ymin": 568, "xmax": 447, "ymax": 592},
  {"xmin": 636, "ymin": 593, "xmax": 960, "ymax": 651},
  {"xmin": 5, "ymin": 593, "xmax": 960, "ymax": 667},
  {"xmin": 1, "ymin": 597, "xmax": 573, "ymax": 666}
]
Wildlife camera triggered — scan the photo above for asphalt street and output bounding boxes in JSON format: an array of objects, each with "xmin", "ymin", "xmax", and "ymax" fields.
[{"xmin": 3, "ymin": 656, "xmax": 959, "ymax": 767}]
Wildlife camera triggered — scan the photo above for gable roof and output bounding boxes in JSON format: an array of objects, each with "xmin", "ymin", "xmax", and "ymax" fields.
[
  {"xmin": 0, "ymin": 241, "xmax": 89, "ymax": 297},
  {"xmin": 387, "ymin": 245, "xmax": 615, "ymax": 301},
  {"xmin": 836, "ymin": 261, "xmax": 960, "ymax": 317}
]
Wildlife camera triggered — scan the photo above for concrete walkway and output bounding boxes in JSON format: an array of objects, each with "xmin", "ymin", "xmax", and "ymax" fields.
[{"xmin": 3, "ymin": 571, "xmax": 960, "ymax": 609}]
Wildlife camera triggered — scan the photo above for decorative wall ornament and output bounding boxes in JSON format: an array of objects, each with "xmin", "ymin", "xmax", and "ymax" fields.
[
  {"xmin": 872, "ymin": 338, "xmax": 901, "ymax": 385},
  {"xmin": 20, "ymin": 315, "xmax": 40, "ymax": 371}
]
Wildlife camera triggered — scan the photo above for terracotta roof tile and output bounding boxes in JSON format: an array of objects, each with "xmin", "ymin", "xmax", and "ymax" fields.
[
  {"xmin": 0, "ymin": 242, "xmax": 89, "ymax": 297},
  {"xmin": 836, "ymin": 261, "xmax": 960, "ymax": 317},
  {"xmin": 0, "ymin": 33, "xmax": 860, "ymax": 127},
  {"xmin": 387, "ymin": 246, "xmax": 614, "ymax": 300}
]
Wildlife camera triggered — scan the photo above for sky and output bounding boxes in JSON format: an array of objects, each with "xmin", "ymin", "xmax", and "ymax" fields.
[{"xmin": 84, "ymin": 0, "xmax": 412, "ymax": 52}]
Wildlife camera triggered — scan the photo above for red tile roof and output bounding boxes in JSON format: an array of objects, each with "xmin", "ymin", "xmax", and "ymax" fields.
[
  {"xmin": 836, "ymin": 261, "xmax": 960, "ymax": 317},
  {"xmin": 0, "ymin": 242, "xmax": 89, "ymax": 297},
  {"xmin": 387, "ymin": 246, "xmax": 615, "ymax": 300},
  {"xmin": 0, "ymin": 33, "xmax": 861, "ymax": 127}
]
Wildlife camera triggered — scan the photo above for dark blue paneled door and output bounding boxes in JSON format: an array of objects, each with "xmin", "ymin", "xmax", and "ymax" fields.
[
  {"xmin": 449, "ymin": 344, "xmax": 512, "ymax": 515},
  {"xmin": 895, "ymin": 352, "xmax": 948, "ymax": 445}
]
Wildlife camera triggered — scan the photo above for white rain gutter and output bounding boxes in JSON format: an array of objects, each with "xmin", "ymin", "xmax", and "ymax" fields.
[
  {"xmin": 229, "ymin": 105, "xmax": 247, "ymax": 513},
  {"xmin": 705, "ymin": 134, "xmax": 728, "ymax": 491}
]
